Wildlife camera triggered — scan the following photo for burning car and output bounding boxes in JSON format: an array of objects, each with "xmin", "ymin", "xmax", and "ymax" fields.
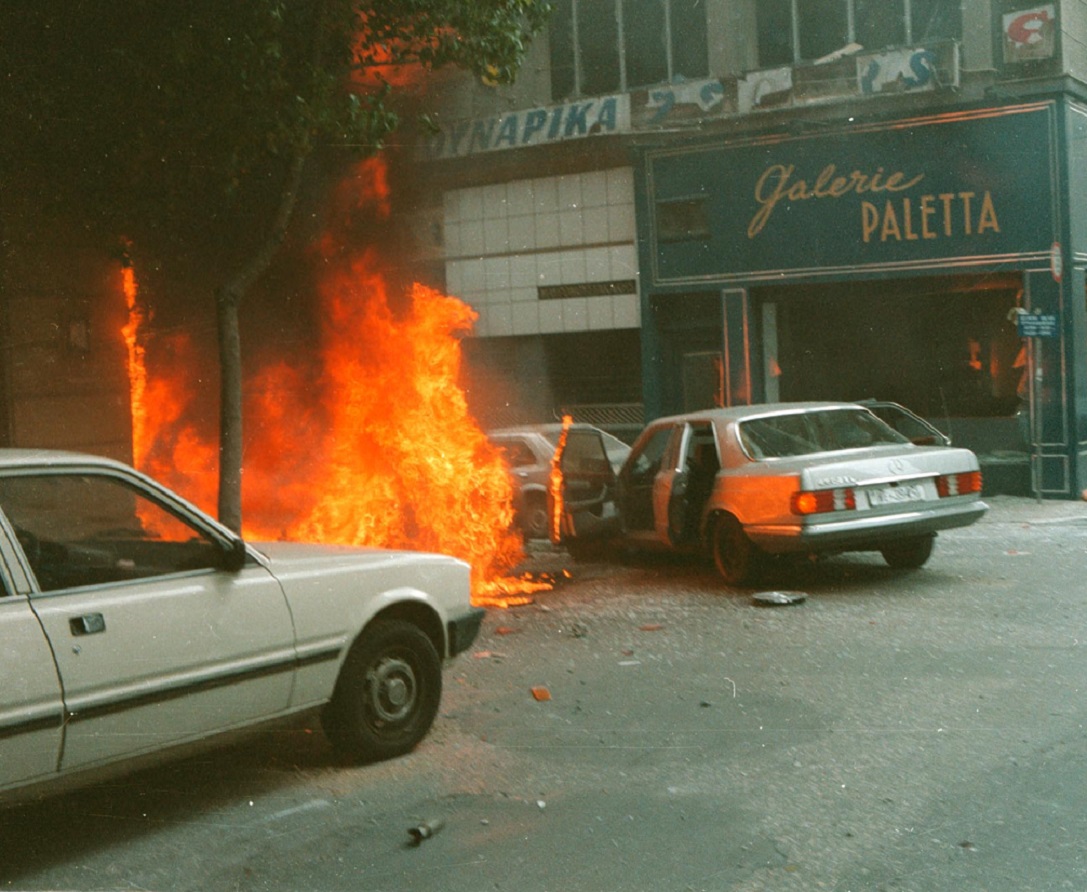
[
  {"xmin": 0, "ymin": 449, "xmax": 482, "ymax": 805},
  {"xmin": 488, "ymin": 423, "xmax": 631, "ymax": 539},
  {"xmin": 552, "ymin": 402, "xmax": 988, "ymax": 585}
]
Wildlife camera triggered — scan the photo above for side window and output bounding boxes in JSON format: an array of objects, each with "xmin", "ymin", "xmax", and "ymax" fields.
[
  {"xmin": 0, "ymin": 473, "xmax": 223, "ymax": 593},
  {"xmin": 498, "ymin": 439, "xmax": 538, "ymax": 469},
  {"xmin": 625, "ymin": 427, "xmax": 675, "ymax": 484}
]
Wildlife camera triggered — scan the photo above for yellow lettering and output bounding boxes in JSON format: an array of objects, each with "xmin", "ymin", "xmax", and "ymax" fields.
[
  {"xmin": 884, "ymin": 170, "xmax": 925, "ymax": 192},
  {"xmin": 861, "ymin": 202, "xmax": 879, "ymax": 242},
  {"xmin": 749, "ymin": 164, "xmax": 793, "ymax": 238},
  {"xmin": 880, "ymin": 201, "xmax": 902, "ymax": 241},
  {"xmin": 978, "ymin": 191, "xmax": 1000, "ymax": 234},
  {"xmin": 903, "ymin": 199, "xmax": 918, "ymax": 241},
  {"xmin": 920, "ymin": 195, "xmax": 936, "ymax": 239},
  {"xmin": 747, "ymin": 162, "xmax": 925, "ymax": 237},
  {"xmin": 938, "ymin": 194, "xmax": 955, "ymax": 236},
  {"xmin": 959, "ymin": 191, "xmax": 975, "ymax": 235}
]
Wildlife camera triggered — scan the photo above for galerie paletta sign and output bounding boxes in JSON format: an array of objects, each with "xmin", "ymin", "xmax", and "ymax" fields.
[{"xmin": 647, "ymin": 103, "xmax": 1058, "ymax": 284}]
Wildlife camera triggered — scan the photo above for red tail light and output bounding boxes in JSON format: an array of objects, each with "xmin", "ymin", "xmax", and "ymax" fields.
[
  {"xmin": 936, "ymin": 470, "xmax": 982, "ymax": 497},
  {"xmin": 791, "ymin": 487, "xmax": 856, "ymax": 515}
]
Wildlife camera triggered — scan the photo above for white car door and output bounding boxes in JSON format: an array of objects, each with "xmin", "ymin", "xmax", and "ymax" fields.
[
  {"xmin": 0, "ymin": 591, "xmax": 64, "ymax": 789},
  {"xmin": 0, "ymin": 469, "xmax": 296, "ymax": 773}
]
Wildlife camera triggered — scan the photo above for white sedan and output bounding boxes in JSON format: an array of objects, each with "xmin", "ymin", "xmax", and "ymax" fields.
[
  {"xmin": 0, "ymin": 449, "xmax": 482, "ymax": 804},
  {"xmin": 554, "ymin": 402, "xmax": 988, "ymax": 585}
]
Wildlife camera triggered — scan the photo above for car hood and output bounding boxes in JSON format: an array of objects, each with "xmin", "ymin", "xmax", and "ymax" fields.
[{"xmin": 251, "ymin": 540, "xmax": 467, "ymax": 573}]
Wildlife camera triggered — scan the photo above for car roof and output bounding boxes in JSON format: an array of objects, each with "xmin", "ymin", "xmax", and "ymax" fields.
[
  {"xmin": 648, "ymin": 401, "xmax": 865, "ymax": 428},
  {"xmin": 487, "ymin": 423, "xmax": 611, "ymax": 437}
]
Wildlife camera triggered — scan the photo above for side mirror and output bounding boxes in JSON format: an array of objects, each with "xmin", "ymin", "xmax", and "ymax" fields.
[{"xmin": 220, "ymin": 537, "xmax": 249, "ymax": 572}]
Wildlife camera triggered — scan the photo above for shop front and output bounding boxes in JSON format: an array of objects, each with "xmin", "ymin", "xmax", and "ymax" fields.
[{"xmin": 634, "ymin": 97, "xmax": 1087, "ymax": 498}]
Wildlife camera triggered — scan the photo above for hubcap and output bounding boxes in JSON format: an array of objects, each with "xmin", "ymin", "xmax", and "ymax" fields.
[{"xmin": 367, "ymin": 656, "xmax": 417, "ymax": 724}]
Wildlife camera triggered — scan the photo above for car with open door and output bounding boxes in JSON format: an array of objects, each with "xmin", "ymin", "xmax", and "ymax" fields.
[
  {"xmin": 0, "ymin": 449, "xmax": 482, "ymax": 806},
  {"xmin": 487, "ymin": 423, "xmax": 630, "ymax": 539},
  {"xmin": 551, "ymin": 402, "xmax": 987, "ymax": 585}
]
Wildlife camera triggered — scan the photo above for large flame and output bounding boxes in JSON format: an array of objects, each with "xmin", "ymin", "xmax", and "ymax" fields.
[{"xmin": 123, "ymin": 157, "xmax": 549, "ymax": 605}]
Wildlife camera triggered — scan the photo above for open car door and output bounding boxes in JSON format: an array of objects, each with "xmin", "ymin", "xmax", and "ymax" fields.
[{"xmin": 550, "ymin": 427, "xmax": 621, "ymax": 546}]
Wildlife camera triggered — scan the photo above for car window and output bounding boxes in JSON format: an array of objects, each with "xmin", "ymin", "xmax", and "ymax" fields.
[
  {"xmin": 739, "ymin": 409, "xmax": 908, "ymax": 459},
  {"xmin": 0, "ymin": 473, "xmax": 223, "ymax": 593},
  {"xmin": 624, "ymin": 427, "xmax": 674, "ymax": 484},
  {"xmin": 494, "ymin": 439, "xmax": 538, "ymax": 469}
]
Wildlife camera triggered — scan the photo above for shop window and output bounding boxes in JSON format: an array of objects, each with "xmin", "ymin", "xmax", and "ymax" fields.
[
  {"xmin": 765, "ymin": 279, "xmax": 1022, "ymax": 421},
  {"xmin": 656, "ymin": 197, "xmax": 710, "ymax": 242},
  {"xmin": 757, "ymin": 0, "xmax": 962, "ymax": 66},
  {"xmin": 549, "ymin": 0, "xmax": 709, "ymax": 100}
]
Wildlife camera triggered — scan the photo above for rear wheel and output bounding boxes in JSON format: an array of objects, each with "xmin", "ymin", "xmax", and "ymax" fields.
[
  {"xmin": 711, "ymin": 514, "xmax": 762, "ymax": 586},
  {"xmin": 323, "ymin": 620, "xmax": 442, "ymax": 764},
  {"xmin": 880, "ymin": 534, "xmax": 935, "ymax": 569},
  {"xmin": 520, "ymin": 492, "xmax": 550, "ymax": 540}
]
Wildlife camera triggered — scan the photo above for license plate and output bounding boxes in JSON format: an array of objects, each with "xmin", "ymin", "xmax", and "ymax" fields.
[{"xmin": 866, "ymin": 483, "xmax": 926, "ymax": 506}]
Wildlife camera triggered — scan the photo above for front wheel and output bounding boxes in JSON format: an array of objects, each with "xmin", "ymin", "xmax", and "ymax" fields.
[
  {"xmin": 880, "ymin": 534, "xmax": 935, "ymax": 569},
  {"xmin": 711, "ymin": 514, "xmax": 762, "ymax": 586},
  {"xmin": 322, "ymin": 620, "xmax": 442, "ymax": 764}
]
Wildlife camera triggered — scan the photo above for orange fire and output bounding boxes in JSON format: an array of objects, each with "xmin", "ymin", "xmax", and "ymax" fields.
[
  {"xmin": 123, "ymin": 156, "xmax": 548, "ymax": 606},
  {"xmin": 549, "ymin": 414, "xmax": 573, "ymax": 543}
]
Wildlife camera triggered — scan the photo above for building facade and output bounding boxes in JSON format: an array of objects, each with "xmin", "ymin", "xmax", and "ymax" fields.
[{"xmin": 419, "ymin": 1, "xmax": 1087, "ymax": 498}]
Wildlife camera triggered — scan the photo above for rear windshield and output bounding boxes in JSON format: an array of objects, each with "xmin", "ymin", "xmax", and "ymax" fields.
[{"xmin": 738, "ymin": 409, "xmax": 908, "ymax": 459}]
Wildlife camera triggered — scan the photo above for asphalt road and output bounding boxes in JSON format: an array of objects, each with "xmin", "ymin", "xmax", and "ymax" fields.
[{"xmin": 3, "ymin": 495, "xmax": 1087, "ymax": 892}]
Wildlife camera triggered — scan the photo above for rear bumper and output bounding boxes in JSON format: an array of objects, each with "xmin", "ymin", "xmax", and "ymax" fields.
[
  {"xmin": 745, "ymin": 498, "xmax": 989, "ymax": 554},
  {"xmin": 447, "ymin": 607, "xmax": 486, "ymax": 657}
]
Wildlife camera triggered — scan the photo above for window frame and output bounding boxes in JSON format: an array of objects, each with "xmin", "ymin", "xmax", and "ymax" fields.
[
  {"xmin": 758, "ymin": 0, "xmax": 962, "ymax": 67},
  {"xmin": 550, "ymin": 0, "xmax": 709, "ymax": 100}
]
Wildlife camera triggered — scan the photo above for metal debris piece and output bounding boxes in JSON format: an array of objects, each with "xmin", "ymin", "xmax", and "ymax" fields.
[
  {"xmin": 408, "ymin": 818, "xmax": 445, "ymax": 845},
  {"xmin": 531, "ymin": 686, "xmax": 552, "ymax": 701},
  {"xmin": 752, "ymin": 590, "xmax": 808, "ymax": 607}
]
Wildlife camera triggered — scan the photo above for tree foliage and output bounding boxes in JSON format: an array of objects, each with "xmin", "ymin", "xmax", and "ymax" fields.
[{"xmin": 1, "ymin": 0, "xmax": 549, "ymax": 531}]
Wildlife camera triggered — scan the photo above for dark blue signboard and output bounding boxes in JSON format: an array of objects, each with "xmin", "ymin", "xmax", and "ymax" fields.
[
  {"xmin": 646, "ymin": 102, "xmax": 1058, "ymax": 285},
  {"xmin": 1017, "ymin": 312, "xmax": 1060, "ymax": 338}
]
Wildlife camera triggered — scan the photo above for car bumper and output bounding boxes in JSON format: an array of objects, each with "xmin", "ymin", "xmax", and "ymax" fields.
[
  {"xmin": 744, "ymin": 498, "xmax": 989, "ymax": 554},
  {"xmin": 447, "ymin": 607, "xmax": 486, "ymax": 657}
]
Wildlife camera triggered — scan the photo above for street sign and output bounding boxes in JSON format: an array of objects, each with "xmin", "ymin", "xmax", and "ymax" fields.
[{"xmin": 1017, "ymin": 312, "xmax": 1059, "ymax": 338}]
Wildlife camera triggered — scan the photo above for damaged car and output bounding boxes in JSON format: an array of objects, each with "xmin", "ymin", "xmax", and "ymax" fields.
[{"xmin": 551, "ymin": 402, "xmax": 987, "ymax": 585}]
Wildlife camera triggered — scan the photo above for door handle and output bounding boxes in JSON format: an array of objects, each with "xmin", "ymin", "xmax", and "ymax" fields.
[{"xmin": 70, "ymin": 613, "xmax": 106, "ymax": 636}]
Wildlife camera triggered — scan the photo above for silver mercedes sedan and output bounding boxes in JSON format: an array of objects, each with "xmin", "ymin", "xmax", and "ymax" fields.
[
  {"xmin": 552, "ymin": 402, "xmax": 988, "ymax": 585},
  {"xmin": 0, "ymin": 449, "xmax": 482, "ymax": 805}
]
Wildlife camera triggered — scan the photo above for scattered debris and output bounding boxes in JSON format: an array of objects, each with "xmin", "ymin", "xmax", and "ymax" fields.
[
  {"xmin": 570, "ymin": 622, "xmax": 589, "ymax": 638},
  {"xmin": 408, "ymin": 818, "xmax": 445, "ymax": 846},
  {"xmin": 639, "ymin": 623, "xmax": 664, "ymax": 632},
  {"xmin": 752, "ymin": 590, "xmax": 807, "ymax": 607},
  {"xmin": 494, "ymin": 626, "xmax": 519, "ymax": 635},
  {"xmin": 618, "ymin": 660, "xmax": 641, "ymax": 667},
  {"xmin": 472, "ymin": 650, "xmax": 507, "ymax": 660},
  {"xmin": 531, "ymin": 686, "xmax": 552, "ymax": 701}
]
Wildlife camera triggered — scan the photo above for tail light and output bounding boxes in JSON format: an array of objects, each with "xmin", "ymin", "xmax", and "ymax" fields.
[
  {"xmin": 791, "ymin": 487, "xmax": 856, "ymax": 515},
  {"xmin": 936, "ymin": 470, "xmax": 982, "ymax": 497}
]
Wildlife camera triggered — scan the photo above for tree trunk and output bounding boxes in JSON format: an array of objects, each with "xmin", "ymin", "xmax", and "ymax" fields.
[{"xmin": 215, "ymin": 150, "xmax": 309, "ymax": 532}]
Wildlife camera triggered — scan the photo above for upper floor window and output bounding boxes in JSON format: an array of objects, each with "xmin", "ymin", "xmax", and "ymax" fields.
[
  {"xmin": 550, "ymin": 0, "xmax": 709, "ymax": 100},
  {"xmin": 757, "ymin": 0, "xmax": 962, "ymax": 67}
]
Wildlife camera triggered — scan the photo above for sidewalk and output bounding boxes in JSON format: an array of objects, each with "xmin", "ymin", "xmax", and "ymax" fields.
[{"xmin": 980, "ymin": 493, "xmax": 1087, "ymax": 525}]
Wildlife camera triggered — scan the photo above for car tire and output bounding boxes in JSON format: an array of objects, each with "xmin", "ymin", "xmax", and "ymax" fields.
[
  {"xmin": 880, "ymin": 534, "xmax": 935, "ymax": 569},
  {"xmin": 521, "ymin": 492, "xmax": 550, "ymax": 540},
  {"xmin": 711, "ymin": 513, "xmax": 762, "ymax": 586},
  {"xmin": 322, "ymin": 620, "xmax": 442, "ymax": 764}
]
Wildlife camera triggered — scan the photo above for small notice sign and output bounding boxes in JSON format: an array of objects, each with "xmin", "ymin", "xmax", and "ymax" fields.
[{"xmin": 1017, "ymin": 313, "xmax": 1059, "ymax": 338}]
